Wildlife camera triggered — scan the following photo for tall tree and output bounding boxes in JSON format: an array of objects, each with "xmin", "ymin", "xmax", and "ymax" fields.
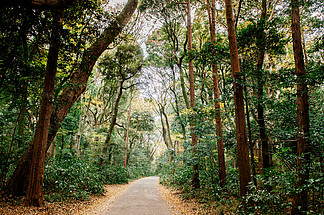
[
  {"xmin": 224, "ymin": 0, "xmax": 251, "ymax": 197},
  {"xmin": 25, "ymin": 10, "xmax": 62, "ymax": 206},
  {"xmin": 101, "ymin": 78, "xmax": 125, "ymax": 165},
  {"xmin": 187, "ymin": 0, "xmax": 199, "ymax": 189},
  {"xmin": 291, "ymin": 0, "xmax": 310, "ymax": 213},
  {"xmin": 255, "ymin": 0, "xmax": 272, "ymax": 180},
  {"xmin": 6, "ymin": 0, "xmax": 139, "ymax": 196},
  {"xmin": 206, "ymin": 0, "xmax": 226, "ymax": 187},
  {"xmin": 100, "ymin": 44, "xmax": 142, "ymax": 165}
]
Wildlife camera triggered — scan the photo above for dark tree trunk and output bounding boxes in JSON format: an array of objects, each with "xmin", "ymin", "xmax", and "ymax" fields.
[
  {"xmin": 101, "ymin": 79, "xmax": 124, "ymax": 165},
  {"xmin": 25, "ymin": 11, "xmax": 61, "ymax": 206},
  {"xmin": 207, "ymin": 0, "xmax": 226, "ymax": 187},
  {"xmin": 187, "ymin": 0, "xmax": 199, "ymax": 189},
  {"xmin": 291, "ymin": 0, "xmax": 310, "ymax": 213},
  {"xmin": 255, "ymin": 0, "xmax": 271, "ymax": 181},
  {"xmin": 244, "ymin": 82, "xmax": 257, "ymax": 186},
  {"xmin": 6, "ymin": 0, "xmax": 138, "ymax": 196},
  {"xmin": 224, "ymin": 0, "xmax": 251, "ymax": 197}
]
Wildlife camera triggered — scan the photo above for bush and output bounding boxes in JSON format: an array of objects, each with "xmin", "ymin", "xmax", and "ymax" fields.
[
  {"xmin": 237, "ymin": 170, "xmax": 296, "ymax": 215},
  {"xmin": 44, "ymin": 157, "xmax": 104, "ymax": 201},
  {"xmin": 100, "ymin": 166, "xmax": 128, "ymax": 184}
]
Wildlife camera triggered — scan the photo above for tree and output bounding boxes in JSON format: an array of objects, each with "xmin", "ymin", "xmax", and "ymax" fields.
[
  {"xmin": 99, "ymin": 44, "xmax": 143, "ymax": 166},
  {"xmin": 224, "ymin": 0, "xmax": 251, "ymax": 197},
  {"xmin": 206, "ymin": 0, "xmax": 226, "ymax": 187},
  {"xmin": 25, "ymin": 10, "xmax": 62, "ymax": 206},
  {"xmin": 291, "ymin": 0, "xmax": 311, "ymax": 213},
  {"xmin": 6, "ymin": 0, "xmax": 138, "ymax": 197},
  {"xmin": 255, "ymin": 0, "xmax": 272, "ymax": 181},
  {"xmin": 187, "ymin": 0, "xmax": 199, "ymax": 190}
]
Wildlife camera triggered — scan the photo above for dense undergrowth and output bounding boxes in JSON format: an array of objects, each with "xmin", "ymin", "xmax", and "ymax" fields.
[
  {"xmin": 157, "ymin": 147, "xmax": 323, "ymax": 214},
  {"xmin": 40, "ymin": 150, "xmax": 152, "ymax": 202}
]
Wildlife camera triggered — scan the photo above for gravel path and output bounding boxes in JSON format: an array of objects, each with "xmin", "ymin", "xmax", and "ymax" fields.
[{"xmin": 106, "ymin": 176, "xmax": 172, "ymax": 215}]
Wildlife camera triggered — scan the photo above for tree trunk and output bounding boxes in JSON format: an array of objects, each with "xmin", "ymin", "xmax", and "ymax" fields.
[
  {"xmin": 25, "ymin": 11, "xmax": 61, "ymax": 206},
  {"xmin": 255, "ymin": 0, "xmax": 271, "ymax": 181},
  {"xmin": 124, "ymin": 87, "xmax": 134, "ymax": 168},
  {"xmin": 224, "ymin": 0, "xmax": 251, "ymax": 197},
  {"xmin": 101, "ymin": 79, "xmax": 124, "ymax": 165},
  {"xmin": 159, "ymin": 106, "xmax": 169, "ymax": 149},
  {"xmin": 6, "ymin": 0, "xmax": 138, "ymax": 196},
  {"xmin": 244, "ymin": 82, "xmax": 257, "ymax": 186},
  {"xmin": 179, "ymin": 66, "xmax": 190, "ymax": 109},
  {"xmin": 170, "ymin": 67, "xmax": 186, "ymax": 139},
  {"xmin": 207, "ymin": 0, "xmax": 226, "ymax": 188},
  {"xmin": 291, "ymin": 0, "xmax": 310, "ymax": 213},
  {"xmin": 187, "ymin": 0, "xmax": 199, "ymax": 189},
  {"xmin": 75, "ymin": 95, "xmax": 83, "ymax": 155}
]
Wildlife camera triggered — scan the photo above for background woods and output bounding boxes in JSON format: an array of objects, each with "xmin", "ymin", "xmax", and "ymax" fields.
[{"xmin": 0, "ymin": 0, "xmax": 323, "ymax": 214}]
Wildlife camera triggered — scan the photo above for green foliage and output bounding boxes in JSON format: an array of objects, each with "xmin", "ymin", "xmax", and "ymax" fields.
[
  {"xmin": 99, "ymin": 166, "xmax": 128, "ymax": 184},
  {"xmin": 44, "ymin": 156, "xmax": 104, "ymax": 201}
]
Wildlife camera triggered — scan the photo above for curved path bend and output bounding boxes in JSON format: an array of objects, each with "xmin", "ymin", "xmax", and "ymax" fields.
[{"xmin": 106, "ymin": 176, "xmax": 172, "ymax": 215}]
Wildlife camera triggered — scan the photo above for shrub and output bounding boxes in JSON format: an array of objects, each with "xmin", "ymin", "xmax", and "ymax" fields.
[
  {"xmin": 44, "ymin": 157, "xmax": 104, "ymax": 201},
  {"xmin": 100, "ymin": 166, "xmax": 128, "ymax": 184}
]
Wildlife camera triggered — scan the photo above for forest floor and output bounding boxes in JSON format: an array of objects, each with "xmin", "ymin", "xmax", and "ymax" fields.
[
  {"xmin": 0, "ymin": 177, "xmax": 238, "ymax": 214},
  {"xmin": 159, "ymin": 184, "xmax": 238, "ymax": 214},
  {"xmin": 0, "ymin": 180, "xmax": 137, "ymax": 215}
]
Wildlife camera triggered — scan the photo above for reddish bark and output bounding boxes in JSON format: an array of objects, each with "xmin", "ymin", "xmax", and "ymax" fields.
[
  {"xmin": 206, "ymin": 0, "xmax": 226, "ymax": 187},
  {"xmin": 25, "ymin": 11, "xmax": 61, "ymax": 206},
  {"xmin": 224, "ymin": 0, "xmax": 251, "ymax": 197},
  {"xmin": 6, "ymin": 0, "xmax": 138, "ymax": 196},
  {"xmin": 291, "ymin": 0, "xmax": 310, "ymax": 213}
]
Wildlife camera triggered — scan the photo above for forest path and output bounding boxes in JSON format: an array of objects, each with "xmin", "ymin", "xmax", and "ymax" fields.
[{"xmin": 106, "ymin": 176, "xmax": 172, "ymax": 215}]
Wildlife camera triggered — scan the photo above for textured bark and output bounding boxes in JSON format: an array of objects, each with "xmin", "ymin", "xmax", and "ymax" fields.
[
  {"xmin": 159, "ymin": 107, "xmax": 169, "ymax": 149},
  {"xmin": 187, "ymin": 0, "xmax": 199, "ymax": 189},
  {"xmin": 6, "ymin": 0, "xmax": 138, "ymax": 196},
  {"xmin": 291, "ymin": 0, "xmax": 310, "ymax": 213},
  {"xmin": 25, "ymin": 11, "xmax": 61, "ymax": 206},
  {"xmin": 124, "ymin": 87, "xmax": 133, "ymax": 168},
  {"xmin": 207, "ymin": 0, "xmax": 226, "ymax": 187},
  {"xmin": 224, "ymin": 0, "xmax": 251, "ymax": 197},
  {"xmin": 162, "ymin": 106, "xmax": 173, "ymax": 150}
]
